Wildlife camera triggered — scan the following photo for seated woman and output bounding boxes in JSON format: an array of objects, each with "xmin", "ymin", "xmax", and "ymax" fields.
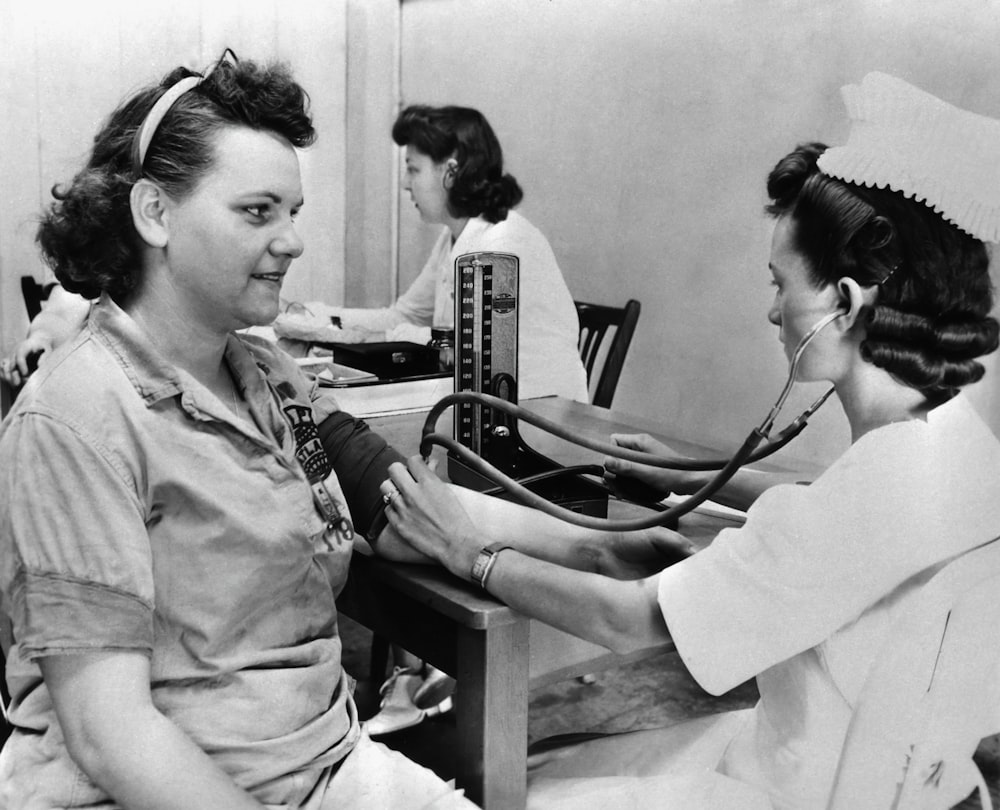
[
  {"xmin": 274, "ymin": 104, "xmax": 590, "ymax": 404},
  {"xmin": 0, "ymin": 53, "xmax": 484, "ymax": 809},
  {"xmin": 379, "ymin": 72, "xmax": 1000, "ymax": 809}
]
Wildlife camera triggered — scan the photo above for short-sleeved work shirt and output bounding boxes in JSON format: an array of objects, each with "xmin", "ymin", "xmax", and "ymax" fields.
[
  {"xmin": 0, "ymin": 296, "xmax": 360, "ymax": 807},
  {"xmin": 658, "ymin": 394, "xmax": 1000, "ymax": 809}
]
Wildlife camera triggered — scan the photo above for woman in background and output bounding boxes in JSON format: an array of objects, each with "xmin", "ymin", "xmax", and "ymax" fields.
[
  {"xmin": 278, "ymin": 105, "xmax": 592, "ymax": 735},
  {"xmin": 275, "ymin": 104, "xmax": 589, "ymax": 404},
  {"xmin": 0, "ymin": 284, "xmax": 89, "ymax": 390},
  {"xmin": 0, "ymin": 53, "xmax": 476, "ymax": 809},
  {"xmin": 381, "ymin": 73, "xmax": 1000, "ymax": 808}
]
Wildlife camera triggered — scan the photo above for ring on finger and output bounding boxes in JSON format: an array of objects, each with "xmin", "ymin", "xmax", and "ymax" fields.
[{"xmin": 382, "ymin": 487, "xmax": 400, "ymax": 506}]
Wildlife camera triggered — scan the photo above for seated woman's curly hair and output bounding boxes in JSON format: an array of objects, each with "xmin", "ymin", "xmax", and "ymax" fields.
[
  {"xmin": 392, "ymin": 105, "xmax": 523, "ymax": 224},
  {"xmin": 766, "ymin": 142, "xmax": 998, "ymax": 398},
  {"xmin": 37, "ymin": 55, "xmax": 316, "ymax": 303}
]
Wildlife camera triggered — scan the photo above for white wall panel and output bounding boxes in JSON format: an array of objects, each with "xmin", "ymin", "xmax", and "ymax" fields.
[
  {"xmin": 0, "ymin": 0, "xmax": 346, "ymax": 350},
  {"xmin": 397, "ymin": 0, "xmax": 1000, "ymax": 467}
]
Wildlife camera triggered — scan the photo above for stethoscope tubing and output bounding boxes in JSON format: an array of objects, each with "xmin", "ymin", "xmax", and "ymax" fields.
[
  {"xmin": 421, "ymin": 425, "xmax": 765, "ymax": 530},
  {"xmin": 416, "ymin": 309, "xmax": 843, "ymax": 530}
]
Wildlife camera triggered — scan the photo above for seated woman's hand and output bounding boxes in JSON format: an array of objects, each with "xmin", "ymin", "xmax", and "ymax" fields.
[
  {"xmin": 593, "ymin": 526, "xmax": 696, "ymax": 580},
  {"xmin": 382, "ymin": 456, "xmax": 480, "ymax": 578},
  {"xmin": 603, "ymin": 433, "xmax": 703, "ymax": 503}
]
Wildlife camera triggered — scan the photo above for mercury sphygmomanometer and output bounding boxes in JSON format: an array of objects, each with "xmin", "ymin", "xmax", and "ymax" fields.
[
  {"xmin": 443, "ymin": 252, "xmax": 612, "ymax": 519},
  {"xmin": 407, "ymin": 251, "xmax": 839, "ymax": 532}
]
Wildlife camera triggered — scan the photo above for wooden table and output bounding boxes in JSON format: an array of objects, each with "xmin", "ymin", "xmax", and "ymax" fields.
[{"xmin": 336, "ymin": 397, "xmax": 747, "ymax": 809}]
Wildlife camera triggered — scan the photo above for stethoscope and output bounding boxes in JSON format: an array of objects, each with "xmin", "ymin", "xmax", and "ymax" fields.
[{"xmin": 416, "ymin": 309, "xmax": 845, "ymax": 531}]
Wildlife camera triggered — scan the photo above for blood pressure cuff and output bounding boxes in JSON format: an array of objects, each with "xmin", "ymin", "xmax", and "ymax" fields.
[{"xmin": 316, "ymin": 410, "xmax": 404, "ymax": 542}]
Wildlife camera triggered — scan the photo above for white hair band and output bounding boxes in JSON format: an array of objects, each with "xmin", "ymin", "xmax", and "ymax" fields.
[{"xmin": 132, "ymin": 75, "xmax": 204, "ymax": 173}]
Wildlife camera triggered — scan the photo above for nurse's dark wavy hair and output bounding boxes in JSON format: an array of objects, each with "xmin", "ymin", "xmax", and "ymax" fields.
[
  {"xmin": 392, "ymin": 105, "xmax": 523, "ymax": 223},
  {"xmin": 37, "ymin": 54, "xmax": 316, "ymax": 304},
  {"xmin": 766, "ymin": 142, "xmax": 998, "ymax": 398}
]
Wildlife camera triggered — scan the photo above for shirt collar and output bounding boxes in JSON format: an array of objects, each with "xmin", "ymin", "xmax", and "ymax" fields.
[
  {"xmin": 88, "ymin": 293, "xmax": 185, "ymax": 407},
  {"xmin": 89, "ymin": 293, "xmax": 268, "ymax": 414}
]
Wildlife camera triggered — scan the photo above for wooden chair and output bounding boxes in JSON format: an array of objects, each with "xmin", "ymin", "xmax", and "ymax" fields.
[
  {"xmin": 827, "ymin": 537, "xmax": 1000, "ymax": 810},
  {"xmin": 0, "ymin": 380, "xmax": 15, "ymax": 419},
  {"xmin": 575, "ymin": 299, "xmax": 641, "ymax": 408}
]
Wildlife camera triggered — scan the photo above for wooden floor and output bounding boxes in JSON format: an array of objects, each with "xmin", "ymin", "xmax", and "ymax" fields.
[{"xmin": 341, "ymin": 615, "xmax": 999, "ymax": 809}]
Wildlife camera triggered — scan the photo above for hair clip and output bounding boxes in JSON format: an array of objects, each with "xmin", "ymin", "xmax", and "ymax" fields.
[{"xmin": 878, "ymin": 262, "xmax": 900, "ymax": 285}]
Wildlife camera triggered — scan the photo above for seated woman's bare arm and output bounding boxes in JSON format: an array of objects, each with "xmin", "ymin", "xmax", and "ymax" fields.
[{"xmin": 41, "ymin": 651, "xmax": 263, "ymax": 809}]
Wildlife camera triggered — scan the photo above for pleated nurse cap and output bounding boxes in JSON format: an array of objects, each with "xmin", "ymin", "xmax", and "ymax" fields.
[{"xmin": 817, "ymin": 72, "xmax": 1000, "ymax": 244}]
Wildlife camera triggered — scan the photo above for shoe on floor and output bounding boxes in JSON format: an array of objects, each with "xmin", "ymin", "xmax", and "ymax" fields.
[
  {"xmin": 365, "ymin": 665, "xmax": 455, "ymax": 737},
  {"xmin": 414, "ymin": 665, "xmax": 456, "ymax": 714}
]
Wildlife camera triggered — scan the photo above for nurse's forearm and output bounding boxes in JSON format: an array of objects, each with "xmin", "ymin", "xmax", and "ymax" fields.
[
  {"xmin": 478, "ymin": 549, "xmax": 669, "ymax": 655},
  {"xmin": 451, "ymin": 485, "xmax": 615, "ymax": 571},
  {"xmin": 696, "ymin": 468, "xmax": 809, "ymax": 511}
]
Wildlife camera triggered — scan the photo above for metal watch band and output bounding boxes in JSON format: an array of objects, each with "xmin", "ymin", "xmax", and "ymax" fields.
[{"xmin": 470, "ymin": 543, "xmax": 513, "ymax": 590}]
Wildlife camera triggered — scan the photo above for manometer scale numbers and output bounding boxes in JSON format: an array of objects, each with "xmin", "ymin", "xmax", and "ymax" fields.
[
  {"xmin": 453, "ymin": 253, "xmax": 520, "ymax": 458},
  {"xmin": 456, "ymin": 260, "xmax": 492, "ymax": 453}
]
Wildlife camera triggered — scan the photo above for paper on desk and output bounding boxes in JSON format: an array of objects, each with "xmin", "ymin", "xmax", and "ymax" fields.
[
  {"xmin": 661, "ymin": 493, "xmax": 747, "ymax": 523},
  {"xmin": 294, "ymin": 358, "xmax": 379, "ymax": 384},
  {"xmin": 325, "ymin": 376, "xmax": 453, "ymax": 418}
]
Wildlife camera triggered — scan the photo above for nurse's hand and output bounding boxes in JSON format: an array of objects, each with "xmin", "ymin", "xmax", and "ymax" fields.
[
  {"xmin": 381, "ymin": 457, "xmax": 480, "ymax": 580},
  {"xmin": 603, "ymin": 433, "xmax": 706, "ymax": 503}
]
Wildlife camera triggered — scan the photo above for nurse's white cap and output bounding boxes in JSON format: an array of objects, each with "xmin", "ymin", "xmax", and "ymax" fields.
[{"xmin": 817, "ymin": 72, "xmax": 1000, "ymax": 244}]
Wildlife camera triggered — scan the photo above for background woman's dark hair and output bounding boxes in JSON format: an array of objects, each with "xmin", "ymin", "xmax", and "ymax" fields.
[
  {"xmin": 37, "ymin": 55, "xmax": 315, "ymax": 303},
  {"xmin": 766, "ymin": 142, "xmax": 998, "ymax": 398},
  {"xmin": 392, "ymin": 105, "xmax": 523, "ymax": 223}
]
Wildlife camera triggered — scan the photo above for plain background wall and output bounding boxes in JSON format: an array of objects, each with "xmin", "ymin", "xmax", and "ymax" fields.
[
  {"xmin": 3, "ymin": 1, "xmax": 999, "ymax": 474},
  {"xmin": 391, "ymin": 0, "xmax": 1000, "ymax": 470},
  {"xmin": 0, "ymin": 0, "xmax": 347, "ymax": 357},
  {"xmin": 344, "ymin": 0, "xmax": 402, "ymax": 310}
]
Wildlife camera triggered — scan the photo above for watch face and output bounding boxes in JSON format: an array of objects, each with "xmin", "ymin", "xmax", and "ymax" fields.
[{"xmin": 471, "ymin": 549, "xmax": 492, "ymax": 584}]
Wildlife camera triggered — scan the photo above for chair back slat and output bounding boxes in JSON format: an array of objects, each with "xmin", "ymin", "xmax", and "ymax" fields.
[{"xmin": 574, "ymin": 299, "xmax": 641, "ymax": 408}]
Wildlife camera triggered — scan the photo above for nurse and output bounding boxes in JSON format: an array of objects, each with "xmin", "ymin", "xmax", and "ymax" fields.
[
  {"xmin": 381, "ymin": 72, "xmax": 1000, "ymax": 808},
  {"xmin": 274, "ymin": 104, "xmax": 590, "ymax": 404}
]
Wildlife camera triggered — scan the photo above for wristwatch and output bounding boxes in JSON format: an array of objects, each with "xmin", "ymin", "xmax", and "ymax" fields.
[{"xmin": 470, "ymin": 543, "xmax": 513, "ymax": 590}]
